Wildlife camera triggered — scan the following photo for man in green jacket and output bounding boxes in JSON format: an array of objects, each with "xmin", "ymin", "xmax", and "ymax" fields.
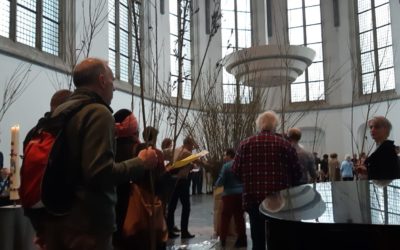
[{"xmin": 38, "ymin": 58, "xmax": 158, "ymax": 250}]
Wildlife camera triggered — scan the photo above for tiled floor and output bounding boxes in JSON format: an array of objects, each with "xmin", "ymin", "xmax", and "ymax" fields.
[{"xmin": 166, "ymin": 193, "xmax": 252, "ymax": 250}]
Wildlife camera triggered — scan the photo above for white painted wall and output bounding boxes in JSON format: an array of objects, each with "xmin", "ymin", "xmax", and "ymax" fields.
[{"xmin": 0, "ymin": 55, "xmax": 67, "ymax": 159}]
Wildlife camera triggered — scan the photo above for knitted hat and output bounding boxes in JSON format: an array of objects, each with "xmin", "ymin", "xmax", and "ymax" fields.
[{"xmin": 114, "ymin": 109, "xmax": 139, "ymax": 138}]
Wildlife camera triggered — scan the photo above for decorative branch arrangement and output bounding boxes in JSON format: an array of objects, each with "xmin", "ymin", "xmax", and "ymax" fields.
[{"xmin": 0, "ymin": 63, "xmax": 33, "ymax": 123}]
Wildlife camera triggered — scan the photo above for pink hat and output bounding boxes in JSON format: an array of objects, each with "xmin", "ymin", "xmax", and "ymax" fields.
[{"xmin": 115, "ymin": 113, "xmax": 139, "ymax": 138}]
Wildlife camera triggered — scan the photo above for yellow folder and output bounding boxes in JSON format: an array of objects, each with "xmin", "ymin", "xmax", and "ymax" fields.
[{"xmin": 169, "ymin": 150, "xmax": 209, "ymax": 170}]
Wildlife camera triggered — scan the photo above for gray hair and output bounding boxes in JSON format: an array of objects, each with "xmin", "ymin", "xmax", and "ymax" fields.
[
  {"xmin": 368, "ymin": 116, "xmax": 392, "ymax": 132},
  {"xmin": 256, "ymin": 111, "xmax": 278, "ymax": 132}
]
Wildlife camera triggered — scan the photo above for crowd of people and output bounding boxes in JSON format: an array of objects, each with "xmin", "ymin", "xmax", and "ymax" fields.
[
  {"xmin": 313, "ymin": 116, "xmax": 400, "ymax": 183},
  {"xmin": 15, "ymin": 57, "xmax": 206, "ymax": 250},
  {"xmin": 0, "ymin": 57, "xmax": 400, "ymax": 250}
]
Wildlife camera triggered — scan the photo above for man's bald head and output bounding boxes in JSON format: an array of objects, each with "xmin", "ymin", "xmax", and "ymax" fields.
[
  {"xmin": 72, "ymin": 58, "xmax": 115, "ymax": 105},
  {"xmin": 73, "ymin": 58, "xmax": 108, "ymax": 87}
]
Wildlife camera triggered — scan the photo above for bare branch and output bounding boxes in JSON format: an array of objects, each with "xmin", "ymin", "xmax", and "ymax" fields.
[{"xmin": 0, "ymin": 63, "xmax": 34, "ymax": 122}]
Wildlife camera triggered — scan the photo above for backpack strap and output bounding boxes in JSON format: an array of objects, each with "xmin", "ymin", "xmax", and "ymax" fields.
[
  {"xmin": 49, "ymin": 99, "xmax": 98, "ymax": 129},
  {"xmin": 44, "ymin": 91, "xmax": 108, "ymax": 133}
]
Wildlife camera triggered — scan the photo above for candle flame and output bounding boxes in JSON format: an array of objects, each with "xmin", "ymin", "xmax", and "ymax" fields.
[{"xmin": 11, "ymin": 125, "xmax": 20, "ymax": 130}]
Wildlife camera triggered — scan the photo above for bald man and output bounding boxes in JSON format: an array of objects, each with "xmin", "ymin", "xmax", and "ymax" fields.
[
  {"xmin": 23, "ymin": 89, "xmax": 72, "ymax": 150},
  {"xmin": 30, "ymin": 58, "xmax": 157, "ymax": 250},
  {"xmin": 50, "ymin": 89, "xmax": 73, "ymax": 112}
]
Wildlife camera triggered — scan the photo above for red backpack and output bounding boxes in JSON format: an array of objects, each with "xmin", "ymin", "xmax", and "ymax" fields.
[{"xmin": 20, "ymin": 98, "xmax": 99, "ymax": 215}]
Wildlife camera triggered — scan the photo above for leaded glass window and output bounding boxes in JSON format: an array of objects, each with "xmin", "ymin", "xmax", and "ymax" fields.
[{"xmin": 288, "ymin": 0, "xmax": 325, "ymax": 102}]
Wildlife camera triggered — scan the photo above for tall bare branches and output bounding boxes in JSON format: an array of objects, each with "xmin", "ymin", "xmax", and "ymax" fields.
[
  {"xmin": 144, "ymin": 0, "xmax": 221, "ymax": 155},
  {"xmin": 0, "ymin": 63, "xmax": 33, "ymax": 122},
  {"xmin": 60, "ymin": 0, "xmax": 109, "ymax": 90},
  {"xmin": 172, "ymin": 0, "xmax": 221, "ymax": 143},
  {"xmin": 81, "ymin": 0, "xmax": 108, "ymax": 58},
  {"xmin": 131, "ymin": 0, "xmax": 147, "ymax": 129}
]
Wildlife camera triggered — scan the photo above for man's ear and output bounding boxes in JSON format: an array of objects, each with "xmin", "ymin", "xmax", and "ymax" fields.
[{"xmin": 98, "ymin": 73, "xmax": 106, "ymax": 89}]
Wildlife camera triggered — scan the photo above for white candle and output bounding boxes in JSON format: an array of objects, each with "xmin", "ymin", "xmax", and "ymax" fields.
[{"xmin": 10, "ymin": 125, "xmax": 20, "ymax": 201}]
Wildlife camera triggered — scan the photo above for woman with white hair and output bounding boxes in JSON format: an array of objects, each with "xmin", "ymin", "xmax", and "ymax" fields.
[
  {"xmin": 362, "ymin": 116, "xmax": 400, "ymax": 180},
  {"xmin": 340, "ymin": 155, "xmax": 354, "ymax": 181}
]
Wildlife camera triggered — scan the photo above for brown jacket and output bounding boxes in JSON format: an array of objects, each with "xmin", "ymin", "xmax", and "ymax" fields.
[{"xmin": 52, "ymin": 88, "xmax": 145, "ymax": 233}]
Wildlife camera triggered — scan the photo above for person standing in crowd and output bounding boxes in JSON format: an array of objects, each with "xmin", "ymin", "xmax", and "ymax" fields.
[
  {"xmin": 352, "ymin": 154, "xmax": 358, "ymax": 168},
  {"xmin": 313, "ymin": 152, "xmax": 321, "ymax": 172},
  {"xmin": 361, "ymin": 116, "xmax": 400, "ymax": 179},
  {"xmin": 0, "ymin": 168, "xmax": 11, "ymax": 206},
  {"xmin": 112, "ymin": 109, "xmax": 140, "ymax": 249},
  {"xmin": 115, "ymin": 124, "xmax": 167, "ymax": 250},
  {"xmin": 215, "ymin": 148, "xmax": 247, "ymax": 248},
  {"xmin": 166, "ymin": 136, "xmax": 197, "ymax": 239},
  {"xmin": 159, "ymin": 137, "xmax": 176, "ymax": 211},
  {"xmin": 23, "ymin": 89, "xmax": 72, "ymax": 149},
  {"xmin": 287, "ymin": 128, "xmax": 317, "ymax": 184},
  {"xmin": 22, "ymin": 89, "xmax": 73, "ymax": 248},
  {"xmin": 26, "ymin": 58, "xmax": 158, "ymax": 250},
  {"xmin": 191, "ymin": 163, "xmax": 203, "ymax": 195},
  {"xmin": 232, "ymin": 111, "xmax": 301, "ymax": 250},
  {"xmin": 328, "ymin": 153, "xmax": 341, "ymax": 182},
  {"xmin": 0, "ymin": 150, "xmax": 3, "ymax": 169},
  {"xmin": 141, "ymin": 126, "xmax": 169, "ymax": 215},
  {"xmin": 355, "ymin": 152, "xmax": 368, "ymax": 180},
  {"xmin": 0, "ymin": 148, "xmax": 4, "ymax": 204},
  {"xmin": 340, "ymin": 155, "xmax": 354, "ymax": 181},
  {"xmin": 320, "ymin": 154, "xmax": 329, "ymax": 181},
  {"xmin": 161, "ymin": 138, "xmax": 173, "ymax": 164}
]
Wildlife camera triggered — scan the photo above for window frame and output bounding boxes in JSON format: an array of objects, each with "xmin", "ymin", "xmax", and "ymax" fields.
[
  {"xmin": 355, "ymin": 0, "xmax": 395, "ymax": 95},
  {"xmin": 221, "ymin": 0, "xmax": 252, "ymax": 104},
  {"xmin": 169, "ymin": 0, "xmax": 193, "ymax": 100},
  {"xmin": 370, "ymin": 180, "xmax": 400, "ymax": 224},
  {"xmin": 0, "ymin": 0, "xmax": 71, "ymax": 71},
  {"xmin": 108, "ymin": 0, "xmax": 142, "ymax": 87},
  {"xmin": 287, "ymin": 0, "xmax": 325, "ymax": 103}
]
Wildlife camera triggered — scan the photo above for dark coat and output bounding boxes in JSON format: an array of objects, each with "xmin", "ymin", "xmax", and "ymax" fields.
[{"xmin": 365, "ymin": 140, "xmax": 400, "ymax": 180}]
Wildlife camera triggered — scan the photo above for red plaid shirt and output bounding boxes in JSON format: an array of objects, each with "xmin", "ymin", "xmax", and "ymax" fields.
[{"xmin": 232, "ymin": 131, "xmax": 301, "ymax": 210}]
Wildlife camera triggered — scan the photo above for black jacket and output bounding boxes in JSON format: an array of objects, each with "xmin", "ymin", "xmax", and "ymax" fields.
[{"xmin": 365, "ymin": 140, "xmax": 400, "ymax": 180}]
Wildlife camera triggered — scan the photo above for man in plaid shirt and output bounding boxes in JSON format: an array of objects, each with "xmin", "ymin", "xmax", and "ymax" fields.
[{"xmin": 232, "ymin": 111, "xmax": 301, "ymax": 250}]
